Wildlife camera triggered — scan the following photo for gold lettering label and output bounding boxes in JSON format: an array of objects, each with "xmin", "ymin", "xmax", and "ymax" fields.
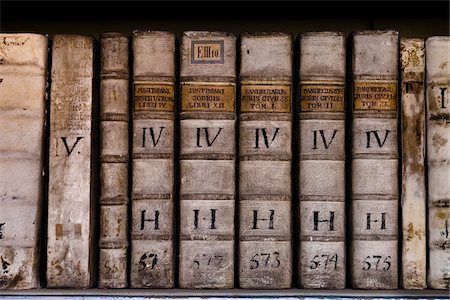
[
  {"xmin": 134, "ymin": 83, "xmax": 174, "ymax": 112},
  {"xmin": 300, "ymin": 82, "xmax": 345, "ymax": 112},
  {"xmin": 240, "ymin": 83, "xmax": 291, "ymax": 113},
  {"xmin": 354, "ymin": 81, "xmax": 397, "ymax": 110},
  {"xmin": 181, "ymin": 83, "xmax": 235, "ymax": 112}
]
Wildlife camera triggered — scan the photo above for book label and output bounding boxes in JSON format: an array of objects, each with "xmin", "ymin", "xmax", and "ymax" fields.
[
  {"xmin": 354, "ymin": 81, "xmax": 397, "ymax": 110},
  {"xmin": 240, "ymin": 82, "xmax": 291, "ymax": 113},
  {"xmin": 191, "ymin": 40, "xmax": 224, "ymax": 64},
  {"xmin": 181, "ymin": 82, "xmax": 235, "ymax": 112},
  {"xmin": 300, "ymin": 82, "xmax": 344, "ymax": 112},
  {"xmin": 134, "ymin": 83, "xmax": 174, "ymax": 112},
  {"xmin": 428, "ymin": 83, "xmax": 449, "ymax": 115}
]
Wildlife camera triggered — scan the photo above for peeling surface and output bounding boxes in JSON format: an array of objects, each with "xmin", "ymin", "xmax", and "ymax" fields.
[
  {"xmin": 436, "ymin": 210, "xmax": 449, "ymax": 220},
  {"xmin": 432, "ymin": 132, "xmax": 448, "ymax": 152},
  {"xmin": 99, "ymin": 30, "xmax": 130, "ymax": 290},
  {"xmin": 0, "ymin": 33, "xmax": 47, "ymax": 289},
  {"xmin": 47, "ymin": 35, "xmax": 94, "ymax": 288},
  {"xmin": 426, "ymin": 36, "xmax": 450, "ymax": 290},
  {"xmin": 405, "ymin": 222, "xmax": 424, "ymax": 241}
]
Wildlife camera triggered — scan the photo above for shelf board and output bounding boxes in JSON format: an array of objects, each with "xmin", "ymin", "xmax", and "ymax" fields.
[{"xmin": 1, "ymin": 288, "xmax": 449, "ymax": 299}]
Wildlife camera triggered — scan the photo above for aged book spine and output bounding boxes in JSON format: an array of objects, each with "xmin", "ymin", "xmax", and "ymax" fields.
[
  {"xmin": 298, "ymin": 32, "xmax": 346, "ymax": 289},
  {"xmin": 47, "ymin": 34, "xmax": 95, "ymax": 288},
  {"xmin": 400, "ymin": 38, "xmax": 427, "ymax": 290},
  {"xmin": 130, "ymin": 31, "xmax": 176, "ymax": 288},
  {"xmin": 98, "ymin": 32, "xmax": 129, "ymax": 289},
  {"xmin": 426, "ymin": 36, "xmax": 450, "ymax": 290},
  {"xmin": 350, "ymin": 30, "xmax": 399, "ymax": 289},
  {"xmin": 238, "ymin": 32, "xmax": 292, "ymax": 289},
  {"xmin": 0, "ymin": 34, "xmax": 48, "ymax": 289},
  {"xmin": 179, "ymin": 31, "xmax": 236, "ymax": 289}
]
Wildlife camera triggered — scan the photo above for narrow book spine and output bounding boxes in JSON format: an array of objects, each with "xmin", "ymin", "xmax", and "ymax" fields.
[
  {"xmin": 98, "ymin": 32, "xmax": 129, "ymax": 289},
  {"xmin": 299, "ymin": 32, "xmax": 346, "ymax": 289},
  {"xmin": 47, "ymin": 35, "xmax": 94, "ymax": 288},
  {"xmin": 400, "ymin": 38, "xmax": 427, "ymax": 289},
  {"xmin": 0, "ymin": 34, "xmax": 48, "ymax": 289},
  {"xmin": 350, "ymin": 30, "xmax": 399, "ymax": 289},
  {"xmin": 130, "ymin": 31, "xmax": 176, "ymax": 288},
  {"xmin": 426, "ymin": 36, "xmax": 450, "ymax": 290},
  {"xmin": 179, "ymin": 31, "xmax": 236, "ymax": 289},
  {"xmin": 238, "ymin": 32, "xmax": 292, "ymax": 289}
]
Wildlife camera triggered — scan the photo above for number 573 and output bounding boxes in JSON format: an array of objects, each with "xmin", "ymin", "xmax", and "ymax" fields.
[{"xmin": 250, "ymin": 252, "xmax": 281, "ymax": 269}]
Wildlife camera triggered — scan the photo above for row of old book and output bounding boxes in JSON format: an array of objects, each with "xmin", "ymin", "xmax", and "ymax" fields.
[{"xmin": 0, "ymin": 30, "xmax": 448, "ymax": 291}]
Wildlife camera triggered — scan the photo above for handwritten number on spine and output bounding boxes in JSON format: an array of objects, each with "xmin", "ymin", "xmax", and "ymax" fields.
[
  {"xmin": 309, "ymin": 254, "xmax": 338, "ymax": 270},
  {"xmin": 250, "ymin": 252, "xmax": 281, "ymax": 269},
  {"xmin": 362, "ymin": 255, "xmax": 391, "ymax": 271},
  {"xmin": 193, "ymin": 255, "xmax": 224, "ymax": 269},
  {"xmin": 102, "ymin": 261, "xmax": 119, "ymax": 275},
  {"xmin": 138, "ymin": 253, "xmax": 158, "ymax": 271}
]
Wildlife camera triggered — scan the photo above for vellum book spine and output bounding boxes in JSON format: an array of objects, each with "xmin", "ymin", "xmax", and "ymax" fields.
[
  {"xmin": 400, "ymin": 38, "xmax": 426, "ymax": 289},
  {"xmin": 239, "ymin": 32, "xmax": 292, "ymax": 289},
  {"xmin": 98, "ymin": 32, "xmax": 129, "ymax": 289},
  {"xmin": 130, "ymin": 31, "xmax": 176, "ymax": 288},
  {"xmin": 179, "ymin": 31, "xmax": 236, "ymax": 289},
  {"xmin": 426, "ymin": 36, "xmax": 450, "ymax": 290},
  {"xmin": 350, "ymin": 30, "xmax": 399, "ymax": 289},
  {"xmin": 0, "ymin": 33, "xmax": 48, "ymax": 289},
  {"xmin": 299, "ymin": 32, "xmax": 346, "ymax": 289},
  {"xmin": 47, "ymin": 35, "xmax": 95, "ymax": 288}
]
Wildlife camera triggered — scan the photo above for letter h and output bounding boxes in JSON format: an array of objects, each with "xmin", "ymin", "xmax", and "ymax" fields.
[
  {"xmin": 252, "ymin": 210, "xmax": 275, "ymax": 229},
  {"xmin": 313, "ymin": 211, "xmax": 335, "ymax": 231},
  {"xmin": 366, "ymin": 213, "xmax": 386, "ymax": 230},
  {"xmin": 141, "ymin": 210, "xmax": 159, "ymax": 230}
]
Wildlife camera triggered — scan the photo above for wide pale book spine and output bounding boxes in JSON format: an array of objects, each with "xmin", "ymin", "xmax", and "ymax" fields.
[
  {"xmin": 179, "ymin": 31, "xmax": 236, "ymax": 289},
  {"xmin": 350, "ymin": 30, "xmax": 399, "ymax": 289},
  {"xmin": 98, "ymin": 32, "xmax": 129, "ymax": 289},
  {"xmin": 426, "ymin": 36, "xmax": 450, "ymax": 290},
  {"xmin": 130, "ymin": 31, "xmax": 176, "ymax": 288},
  {"xmin": 298, "ymin": 32, "xmax": 346, "ymax": 289},
  {"xmin": 47, "ymin": 35, "xmax": 95, "ymax": 288},
  {"xmin": 0, "ymin": 34, "xmax": 48, "ymax": 289},
  {"xmin": 239, "ymin": 32, "xmax": 292, "ymax": 289},
  {"xmin": 400, "ymin": 38, "xmax": 427, "ymax": 289}
]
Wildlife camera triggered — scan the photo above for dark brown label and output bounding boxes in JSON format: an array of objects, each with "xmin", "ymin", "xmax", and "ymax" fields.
[
  {"xmin": 427, "ymin": 83, "xmax": 449, "ymax": 115},
  {"xmin": 134, "ymin": 83, "xmax": 174, "ymax": 112},
  {"xmin": 240, "ymin": 83, "xmax": 291, "ymax": 113},
  {"xmin": 55, "ymin": 223, "xmax": 82, "ymax": 240},
  {"xmin": 300, "ymin": 82, "xmax": 344, "ymax": 112},
  {"xmin": 191, "ymin": 40, "xmax": 224, "ymax": 64},
  {"xmin": 354, "ymin": 81, "xmax": 397, "ymax": 110},
  {"xmin": 181, "ymin": 83, "xmax": 235, "ymax": 112}
]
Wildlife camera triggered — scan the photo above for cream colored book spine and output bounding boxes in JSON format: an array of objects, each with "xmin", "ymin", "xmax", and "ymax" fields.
[
  {"xmin": 400, "ymin": 38, "xmax": 426, "ymax": 289},
  {"xmin": 350, "ymin": 30, "xmax": 399, "ymax": 289},
  {"xmin": 0, "ymin": 33, "xmax": 48, "ymax": 289},
  {"xmin": 130, "ymin": 31, "xmax": 176, "ymax": 288},
  {"xmin": 98, "ymin": 32, "xmax": 129, "ymax": 289},
  {"xmin": 47, "ymin": 34, "xmax": 95, "ymax": 288},
  {"xmin": 179, "ymin": 31, "xmax": 236, "ymax": 289},
  {"xmin": 238, "ymin": 32, "xmax": 292, "ymax": 289},
  {"xmin": 299, "ymin": 32, "xmax": 346, "ymax": 289},
  {"xmin": 426, "ymin": 36, "xmax": 450, "ymax": 290}
]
